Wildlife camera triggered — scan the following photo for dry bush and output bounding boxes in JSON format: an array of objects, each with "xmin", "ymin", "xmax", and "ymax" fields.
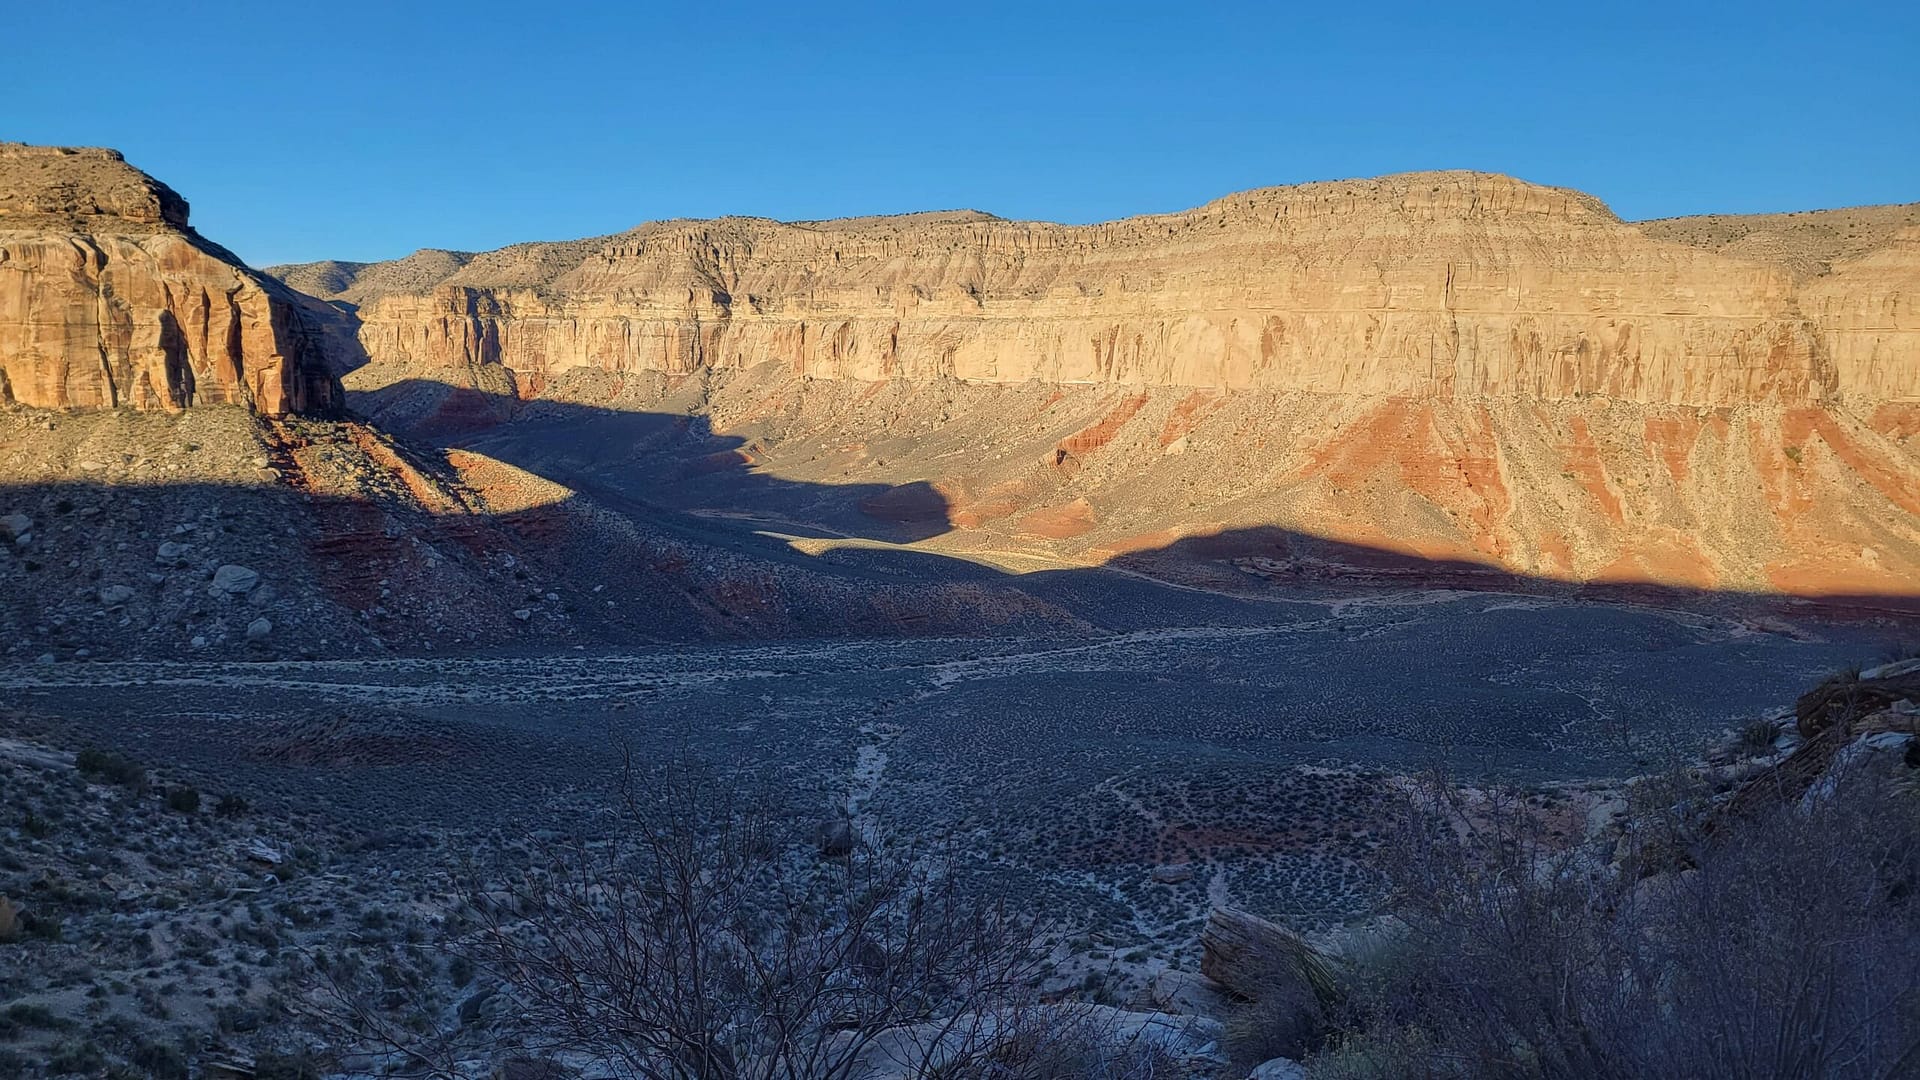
[
  {"xmin": 934, "ymin": 1008, "xmax": 1192, "ymax": 1080},
  {"xmin": 306, "ymin": 758, "xmax": 1080, "ymax": 1079},
  {"xmin": 1309, "ymin": 768, "xmax": 1920, "ymax": 1080},
  {"xmin": 1221, "ymin": 972, "xmax": 1326, "ymax": 1067}
]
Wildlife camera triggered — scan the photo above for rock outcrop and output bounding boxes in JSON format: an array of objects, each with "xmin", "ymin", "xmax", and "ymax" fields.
[{"xmin": 0, "ymin": 144, "xmax": 340, "ymax": 415}]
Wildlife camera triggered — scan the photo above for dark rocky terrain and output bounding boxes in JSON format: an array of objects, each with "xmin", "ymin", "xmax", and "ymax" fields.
[{"xmin": 3, "ymin": 145, "xmax": 1918, "ymax": 1078}]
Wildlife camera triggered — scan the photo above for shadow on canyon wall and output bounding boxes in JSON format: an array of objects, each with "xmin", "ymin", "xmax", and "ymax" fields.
[
  {"xmin": 5, "ymin": 378, "xmax": 1920, "ymax": 666},
  {"xmin": 357, "ymin": 376, "xmax": 961, "ymax": 544},
  {"xmin": 338, "ymin": 378, "xmax": 1920, "ymax": 624}
]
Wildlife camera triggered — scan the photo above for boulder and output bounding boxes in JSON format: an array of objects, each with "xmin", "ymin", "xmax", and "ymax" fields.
[
  {"xmin": 245, "ymin": 617, "xmax": 273, "ymax": 643},
  {"xmin": 0, "ymin": 513, "xmax": 30, "ymax": 543},
  {"xmin": 1148, "ymin": 968, "xmax": 1230, "ymax": 1016},
  {"xmin": 98, "ymin": 584, "xmax": 135, "ymax": 606},
  {"xmin": 1250, "ymin": 1058, "xmax": 1308, "ymax": 1080},
  {"xmin": 211, "ymin": 564, "xmax": 260, "ymax": 594},
  {"xmin": 1583, "ymin": 797, "xmax": 1628, "ymax": 841},
  {"xmin": 1150, "ymin": 864, "xmax": 1195, "ymax": 884},
  {"xmin": 1798, "ymin": 728, "xmax": 1920, "ymax": 811},
  {"xmin": 1200, "ymin": 908, "xmax": 1335, "ymax": 1003},
  {"xmin": 458, "ymin": 986, "xmax": 500, "ymax": 1026}
]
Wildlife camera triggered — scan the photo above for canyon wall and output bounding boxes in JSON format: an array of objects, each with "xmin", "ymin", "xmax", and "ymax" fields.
[
  {"xmin": 283, "ymin": 172, "xmax": 1914, "ymax": 408},
  {"xmin": 271, "ymin": 171, "xmax": 1918, "ymax": 597},
  {"xmin": 0, "ymin": 145, "xmax": 340, "ymax": 415}
]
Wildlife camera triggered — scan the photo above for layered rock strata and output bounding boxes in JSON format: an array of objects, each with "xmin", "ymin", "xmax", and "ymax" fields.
[
  {"xmin": 278, "ymin": 173, "xmax": 1914, "ymax": 408},
  {"xmin": 0, "ymin": 144, "xmax": 339, "ymax": 415},
  {"xmin": 271, "ymin": 172, "xmax": 1919, "ymax": 596}
]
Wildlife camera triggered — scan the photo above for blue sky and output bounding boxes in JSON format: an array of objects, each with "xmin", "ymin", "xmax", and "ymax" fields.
[{"xmin": 9, "ymin": 0, "xmax": 1916, "ymax": 267}]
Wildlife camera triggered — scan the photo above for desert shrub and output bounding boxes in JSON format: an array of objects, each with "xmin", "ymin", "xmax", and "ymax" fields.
[
  {"xmin": 4, "ymin": 1003, "xmax": 63, "ymax": 1029},
  {"xmin": 124, "ymin": 1037, "xmax": 190, "ymax": 1080},
  {"xmin": 965, "ymin": 1008, "xmax": 1191, "ymax": 1079},
  {"xmin": 304, "ymin": 761, "xmax": 1052, "ymax": 1080},
  {"xmin": 230, "ymin": 920, "xmax": 280, "ymax": 952},
  {"xmin": 445, "ymin": 952, "xmax": 475, "ymax": 987},
  {"xmin": 1307, "ymin": 770, "xmax": 1920, "ymax": 1080},
  {"xmin": 164, "ymin": 786, "xmax": 200, "ymax": 813},
  {"xmin": 1224, "ymin": 973, "xmax": 1327, "ymax": 1066},
  {"xmin": 1738, "ymin": 717, "xmax": 1782, "ymax": 753},
  {"xmin": 74, "ymin": 748, "xmax": 144, "ymax": 788},
  {"xmin": 20, "ymin": 909, "xmax": 62, "ymax": 942},
  {"xmin": 214, "ymin": 793, "xmax": 249, "ymax": 818},
  {"xmin": 45, "ymin": 1038, "xmax": 106, "ymax": 1075}
]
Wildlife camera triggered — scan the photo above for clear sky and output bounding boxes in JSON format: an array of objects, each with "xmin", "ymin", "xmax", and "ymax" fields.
[{"xmin": 9, "ymin": 0, "xmax": 1916, "ymax": 267}]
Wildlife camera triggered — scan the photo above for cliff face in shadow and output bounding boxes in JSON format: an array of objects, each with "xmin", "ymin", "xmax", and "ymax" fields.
[{"xmin": 0, "ymin": 406, "xmax": 1097, "ymax": 662}]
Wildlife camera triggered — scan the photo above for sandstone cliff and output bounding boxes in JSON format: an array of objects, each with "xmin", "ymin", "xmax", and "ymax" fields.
[
  {"xmin": 273, "ymin": 172, "xmax": 1917, "ymax": 408},
  {"xmin": 269, "ymin": 173, "xmax": 1920, "ymax": 597},
  {"xmin": 0, "ymin": 145, "xmax": 340, "ymax": 415}
]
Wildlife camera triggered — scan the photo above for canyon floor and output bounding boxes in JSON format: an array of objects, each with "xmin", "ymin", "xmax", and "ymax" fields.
[
  {"xmin": 5, "ymin": 578, "xmax": 1894, "ymax": 930},
  {"xmin": 4, "ymin": 397, "xmax": 1916, "ymax": 1073}
]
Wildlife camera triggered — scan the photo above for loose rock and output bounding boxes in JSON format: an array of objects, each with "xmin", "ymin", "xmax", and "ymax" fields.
[{"xmin": 211, "ymin": 564, "xmax": 261, "ymax": 594}]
